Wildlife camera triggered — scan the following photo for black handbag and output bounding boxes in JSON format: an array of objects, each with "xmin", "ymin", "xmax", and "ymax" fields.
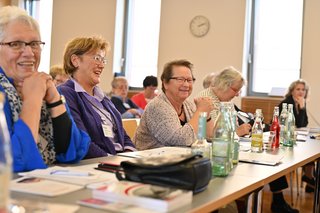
[{"xmin": 116, "ymin": 154, "xmax": 212, "ymax": 194}]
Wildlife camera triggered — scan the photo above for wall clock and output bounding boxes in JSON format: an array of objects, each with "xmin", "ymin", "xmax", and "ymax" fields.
[{"xmin": 189, "ymin": 15, "xmax": 210, "ymax": 37}]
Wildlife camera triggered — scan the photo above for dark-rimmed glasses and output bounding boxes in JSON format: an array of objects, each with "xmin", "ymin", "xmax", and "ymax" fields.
[
  {"xmin": 0, "ymin": 41, "xmax": 45, "ymax": 52},
  {"xmin": 170, "ymin": 77, "xmax": 196, "ymax": 84}
]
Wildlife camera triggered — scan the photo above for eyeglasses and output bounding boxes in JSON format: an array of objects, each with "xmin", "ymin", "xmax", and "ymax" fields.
[
  {"xmin": 230, "ymin": 86, "xmax": 241, "ymax": 94},
  {"xmin": 170, "ymin": 77, "xmax": 196, "ymax": 84},
  {"xmin": 0, "ymin": 41, "xmax": 45, "ymax": 52},
  {"xmin": 93, "ymin": 55, "xmax": 107, "ymax": 65}
]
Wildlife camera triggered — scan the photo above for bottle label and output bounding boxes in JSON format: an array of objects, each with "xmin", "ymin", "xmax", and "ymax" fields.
[{"xmin": 251, "ymin": 133, "xmax": 263, "ymax": 148}]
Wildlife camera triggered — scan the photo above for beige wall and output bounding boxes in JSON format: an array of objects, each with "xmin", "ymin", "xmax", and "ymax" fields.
[
  {"xmin": 51, "ymin": 0, "xmax": 117, "ymax": 94},
  {"xmin": 158, "ymin": 0, "xmax": 246, "ymax": 102},
  {"xmin": 300, "ymin": 0, "xmax": 320, "ymax": 127},
  {"xmin": 49, "ymin": 0, "xmax": 319, "ymax": 127}
]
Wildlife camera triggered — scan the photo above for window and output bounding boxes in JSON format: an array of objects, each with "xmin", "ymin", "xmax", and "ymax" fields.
[
  {"xmin": 23, "ymin": 0, "xmax": 53, "ymax": 72},
  {"xmin": 113, "ymin": 0, "xmax": 161, "ymax": 88},
  {"xmin": 245, "ymin": 0, "xmax": 304, "ymax": 95}
]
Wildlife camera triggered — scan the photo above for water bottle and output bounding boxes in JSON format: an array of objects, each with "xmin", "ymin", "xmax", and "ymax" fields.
[
  {"xmin": 225, "ymin": 103, "xmax": 239, "ymax": 165},
  {"xmin": 270, "ymin": 106, "xmax": 280, "ymax": 149},
  {"xmin": 251, "ymin": 109, "xmax": 263, "ymax": 153},
  {"xmin": 283, "ymin": 104, "xmax": 296, "ymax": 147},
  {"xmin": 279, "ymin": 103, "xmax": 288, "ymax": 145},
  {"xmin": 211, "ymin": 102, "xmax": 232, "ymax": 176},
  {"xmin": 191, "ymin": 112, "xmax": 211, "ymax": 159},
  {"xmin": 0, "ymin": 93, "xmax": 12, "ymax": 213}
]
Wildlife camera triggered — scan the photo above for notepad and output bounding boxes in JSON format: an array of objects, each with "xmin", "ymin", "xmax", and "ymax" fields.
[{"xmin": 239, "ymin": 152, "xmax": 284, "ymax": 166}]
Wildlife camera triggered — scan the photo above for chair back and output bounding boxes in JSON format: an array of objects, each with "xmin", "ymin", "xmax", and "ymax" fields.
[{"xmin": 122, "ymin": 119, "xmax": 139, "ymax": 139}]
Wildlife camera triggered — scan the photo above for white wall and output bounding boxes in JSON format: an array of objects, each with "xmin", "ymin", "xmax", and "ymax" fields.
[{"xmin": 49, "ymin": 0, "xmax": 319, "ymax": 127}]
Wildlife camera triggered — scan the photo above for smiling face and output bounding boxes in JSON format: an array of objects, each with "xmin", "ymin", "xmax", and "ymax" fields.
[
  {"xmin": 163, "ymin": 65, "xmax": 193, "ymax": 103},
  {"xmin": 72, "ymin": 49, "xmax": 105, "ymax": 91},
  {"xmin": 0, "ymin": 20, "xmax": 41, "ymax": 85}
]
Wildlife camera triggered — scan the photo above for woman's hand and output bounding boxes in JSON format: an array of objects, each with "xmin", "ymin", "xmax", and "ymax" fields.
[
  {"xmin": 21, "ymin": 72, "xmax": 50, "ymax": 103},
  {"xmin": 20, "ymin": 72, "xmax": 51, "ymax": 142},
  {"xmin": 295, "ymin": 96, "xmax": 305, "ymax": 109},
  {"xmin": 236, "ymin": 123, "xmax": 251, "ymax": 137},
  {"xmin": 194, "ymin": 97, "xmax": 215, "ymax": 114},
  {"xmin": 127, "ymin": 108, "xmax": 142, "ymax": 118},
  {"xmin": 44, "ymin": 77, "xmax": 61, "ymax": 104}
]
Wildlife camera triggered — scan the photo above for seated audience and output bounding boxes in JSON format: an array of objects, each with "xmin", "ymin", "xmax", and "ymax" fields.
[
  {"xmin": 133, "ymin": 59, "xmax": 214, "ymax": 150},
  {"xmin": 49, "ymin": 65, "xmax": 69, "ymax": 86},
  {"xmin": 279, "ymin": 79, "xmax": 314, "ymax": 193},
  {"xmin": 58, "ymin": 36, "xmax": 136, "ymax": 158},
  {"xmin": 0, "ymin": 6, "xmax": 90, "ymax": 172},
  {"xmin": 198, "ymin": 67, "xmax": 298, "ymax": 213},
  {"xmin": 111, "ymin": 76, "xmax": 143, "ymax": 118},
  {"xmin": 131, "ymin": 75, "xmax": 158, "ymax": 109}
]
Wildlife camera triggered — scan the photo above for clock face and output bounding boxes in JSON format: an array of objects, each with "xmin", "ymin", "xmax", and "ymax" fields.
[{"xmin": 189, "ymin": 15, "xmax": 210, "ymax": 37}]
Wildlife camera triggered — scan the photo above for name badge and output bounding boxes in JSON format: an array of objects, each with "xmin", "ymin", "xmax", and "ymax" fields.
[
  {"xmin": 123, "ymin": 103, "xmax": 131, "ymax": 109},
  {"xmin": 102, "ymin": 124, "xmax": 113, "ymax": 138}
]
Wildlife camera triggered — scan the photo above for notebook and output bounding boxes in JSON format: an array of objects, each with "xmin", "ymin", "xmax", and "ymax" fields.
[{"xmin": 239, "ymin": 151, "xmax": 284, "ymax": 166}]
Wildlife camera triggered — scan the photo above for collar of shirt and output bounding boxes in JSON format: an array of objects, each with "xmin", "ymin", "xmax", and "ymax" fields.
[{"xmin": 71, "ymin": 77, "xmax": 105, "ymax": 102}]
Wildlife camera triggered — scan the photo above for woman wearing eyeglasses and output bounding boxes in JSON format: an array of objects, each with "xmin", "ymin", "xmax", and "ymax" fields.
[
  {"xmin": 197, "ymin": 66, "xmax": 252, "ymax": 137},
  {"xmin": 58, "ymin": 36, "xmax": 136, "ymax": 158},
  {"xmin": 110, "ymin": 76, "xmax": 143, "ymax": 118},
  {"xmin": 0, "ymin": 6, "xmax": 90, "ymax": 172},
  {"xmin": 133, "ymin": 59, "xmax": 214, "ymax": 150}
]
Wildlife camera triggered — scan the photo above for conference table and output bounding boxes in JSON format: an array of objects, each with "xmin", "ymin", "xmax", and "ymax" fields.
[{"xmin": 11, "ymin": 137, "xmax": 320, "ymax": 213}]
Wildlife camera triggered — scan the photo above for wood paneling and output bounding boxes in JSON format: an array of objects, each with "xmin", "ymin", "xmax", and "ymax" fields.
[
  {"xmin": 0, "ymin": 0, "xmax": 11, "ymax": 7},
  {"xmin": 241, "ymin": 96, "xmax": 283, "ymax": 124}
]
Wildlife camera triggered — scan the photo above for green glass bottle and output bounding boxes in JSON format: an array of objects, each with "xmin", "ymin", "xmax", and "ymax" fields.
[
  {"xmin": 283, "ymin": 104, "xmax": 296, "ymax": 147},
  {"xmin": 211, "ymin": 102, "xmax": 232, "ymax": 176}
]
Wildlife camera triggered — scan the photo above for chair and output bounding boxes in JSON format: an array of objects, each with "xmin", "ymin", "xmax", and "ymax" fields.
[{"xmin": 122, "ymin": 119, "xmax": 139, "ymax": 139}]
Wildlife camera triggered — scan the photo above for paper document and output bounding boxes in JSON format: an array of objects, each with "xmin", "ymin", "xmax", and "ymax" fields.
[
  {"xmin": 118, "ymin": 146, "xmax": 191, "ymax": 158},
  {"xmin": 18, "ymin": 165, "xmax": 117, "ymax": 186},
  {"xmin": 239, "ymin": 152, "xmax": 284, "ymax": 166}
]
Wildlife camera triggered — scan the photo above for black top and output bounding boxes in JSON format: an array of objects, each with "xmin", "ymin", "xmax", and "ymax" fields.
[
  {"xmin": 111, "ymin": 96, "xmax": 140, "ymax": 115},
  {"xmin": 278, "ymin": 95, "xmax": 308, "ymax": 128}
]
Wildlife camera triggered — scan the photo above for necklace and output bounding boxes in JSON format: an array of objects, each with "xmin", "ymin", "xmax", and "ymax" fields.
[{"xmin": 178, "ymin": 105, "xmax": 184, "ymax": 116}]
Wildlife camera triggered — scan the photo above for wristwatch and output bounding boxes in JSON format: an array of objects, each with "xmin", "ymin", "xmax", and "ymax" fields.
[{"xmin": 47, "ymin": 95, "xmax": 65, "ymax": 109}]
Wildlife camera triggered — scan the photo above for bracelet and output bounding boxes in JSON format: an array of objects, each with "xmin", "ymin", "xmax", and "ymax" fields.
[
  {"xmin": 206, "ymin": 117, "xmax": 212, "ymax": 122},
  {"xmin": 47, "ymin": 96, "xmax": 64, "ymax": 109}
]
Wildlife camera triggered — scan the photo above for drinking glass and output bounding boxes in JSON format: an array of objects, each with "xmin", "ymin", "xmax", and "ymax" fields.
[{"xmin": 0, "ymin": 93, "xmax": 12, "ymax": 213}]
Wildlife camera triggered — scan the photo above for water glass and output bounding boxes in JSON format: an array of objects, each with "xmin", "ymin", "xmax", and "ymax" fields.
[{"xmin": 0, "ymin": 94, "xmax": 12, "ymax": 213}]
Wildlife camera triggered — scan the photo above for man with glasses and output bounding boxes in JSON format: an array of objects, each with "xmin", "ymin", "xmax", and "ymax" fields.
[{"xmin": 0, "ymin": 6, "xmax": 90, "ymax": 172}]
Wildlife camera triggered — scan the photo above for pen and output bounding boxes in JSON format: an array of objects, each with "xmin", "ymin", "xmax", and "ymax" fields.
[{"xmin": 50, "ymin": 169, "xmax": 92, "ymax": 176}]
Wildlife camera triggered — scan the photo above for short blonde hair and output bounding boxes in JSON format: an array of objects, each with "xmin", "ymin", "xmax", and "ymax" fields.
[
  {"xmin": 49, "ymin": 65, "xmax": 67, "ymax": 79},
  {"xmin": 203, "ymin": 72, "xmax": 216, "ymax": 89},
  {"xmin": 63, "ymin": 36, "xmax": 110, "ymax": 76},
  {"xmin": 212, "ymin": 66, "xmax": 245, "ymax": 92}
]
